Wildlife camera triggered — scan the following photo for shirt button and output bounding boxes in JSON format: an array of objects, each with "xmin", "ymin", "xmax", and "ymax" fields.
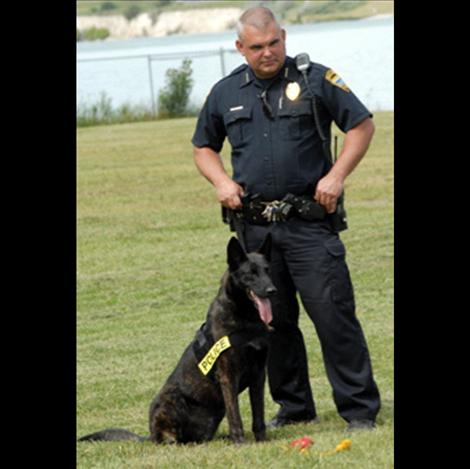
[{"xmin": 263, "ymin": 132, "xmax": 268, "ymax": 137}]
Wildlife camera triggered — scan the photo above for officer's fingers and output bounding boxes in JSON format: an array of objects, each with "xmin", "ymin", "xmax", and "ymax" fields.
[
  {"xmin": 326, "ymin": 192, "xmax": 339, "ymax": 213},
  {"xmin": 222, "ymin": 190, "xmax": 241, "ymax": 209},
  {"xmin": 218, "ymin": 195, "xmax": 233, "ymax": 209},
  {"xmin": 233, "ymin": 194, "xmax": 243, "ymax": 208},
  {"xmin": 313, "ymin": 190, "xmax": 322, "ymax": 204},
  {"xmin": 314, "ymin": 190, "xmax": 328, "ymax": 208},
  {"xmin": 230, "ymin": 183, "xmax": 244, "ymax": 208},
  {"xmin": 218, "ymin": 188, "xmax": 236, "ymax": 207},
  {"xmin": 316, "ymin": 191, "xmax": 336, "ymax": 213},
  {"xmin": 235, "ymin": 183, "xmax": 245, "ymax": 197},
  {"xmin": 229, "ymin": 195, "xmax": 242, "ymax": 209},
  {"xmin": 326, "ymin": 200, "xmax": 337, "ymax": 214}
]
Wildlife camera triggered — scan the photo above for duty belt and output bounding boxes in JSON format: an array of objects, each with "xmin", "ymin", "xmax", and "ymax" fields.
[{"xmin": 234, "ymin": 193, "xmax": 326, "ymax": 225}]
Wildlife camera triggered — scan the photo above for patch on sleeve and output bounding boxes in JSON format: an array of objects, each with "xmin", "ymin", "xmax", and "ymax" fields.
[{"xmin": 325, "ymin": 69, "xmax": 350, "ymax": 92}]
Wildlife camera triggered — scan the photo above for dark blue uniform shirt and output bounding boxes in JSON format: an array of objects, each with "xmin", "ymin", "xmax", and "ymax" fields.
[{"xmin": 192, "ymin": 56, "xmax": 371, "ymax": 200}]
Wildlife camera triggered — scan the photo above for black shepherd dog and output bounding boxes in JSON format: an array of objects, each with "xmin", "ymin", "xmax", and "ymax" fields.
[{"xmin": 78, "ymin": 235, "xmax": 276, "ymax": 444}]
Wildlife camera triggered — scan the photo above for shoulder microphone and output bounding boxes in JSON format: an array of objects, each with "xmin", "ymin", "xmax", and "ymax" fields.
[
  {"xmin": 294, "ymin": 53, "xmax": 325, "ymax": 142},
  {"xmin": 295, "ymin": 53, "xmax": 311, "ymax": 73}
]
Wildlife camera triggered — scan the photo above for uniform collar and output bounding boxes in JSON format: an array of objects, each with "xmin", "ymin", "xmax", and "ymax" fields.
[{"xmin": 239, "ymin": 57, "xmax": 298, "ymax": 89}]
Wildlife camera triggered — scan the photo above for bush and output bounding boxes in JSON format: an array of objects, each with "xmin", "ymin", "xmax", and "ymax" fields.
[
  {"xmin": 123, "ymin": 5, "xmax": 141, "ymax": 21},
  {"xmin": 157, "ymin": 59, "xmax": 194, "ymax": 118},
  {"xmin": 77, "ymin": 93, "xmax": 157, "ymax": 127},
  {"xmin": 77, "ymin": 92, "xmax": 114, "ymax": 126},
  {"xmin": 100, "ymin": 2, "xmax": 117, "ymax": 12},
  {"xmin": 80, "ymin": 26, "xmax": 110, "ymax": 41}
]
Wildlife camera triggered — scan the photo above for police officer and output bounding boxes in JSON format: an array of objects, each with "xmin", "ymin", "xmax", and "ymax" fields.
[{"xmin": 192, "ymin": 6, "xmax": 381, "ymax": 431}]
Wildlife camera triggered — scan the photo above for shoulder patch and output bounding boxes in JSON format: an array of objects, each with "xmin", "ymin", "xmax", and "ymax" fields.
[{"xmin": 325, "ymin": 69, "xmax": 350, "ymax": 92}]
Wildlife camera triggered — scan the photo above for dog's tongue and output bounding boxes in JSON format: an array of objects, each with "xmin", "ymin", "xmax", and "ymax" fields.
[{"xmin": 252, "ymin": 293, "xmax": 273, "ymax": 325}]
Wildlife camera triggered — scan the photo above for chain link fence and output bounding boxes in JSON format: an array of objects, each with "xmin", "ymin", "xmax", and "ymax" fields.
[{"xmin": 77, "ymin": 47, "xmax": 239, "ymax": 117}]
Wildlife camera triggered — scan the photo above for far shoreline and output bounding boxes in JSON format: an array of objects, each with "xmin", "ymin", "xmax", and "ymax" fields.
[{"xmin": 77, "ymin": 11, "xmax": 394, "ymax": 43}]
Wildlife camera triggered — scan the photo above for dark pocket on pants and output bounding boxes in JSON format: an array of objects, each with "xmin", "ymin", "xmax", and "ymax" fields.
[{"xmin": 324, "ymin": 237, "xmax": 355, "ymax": 306}]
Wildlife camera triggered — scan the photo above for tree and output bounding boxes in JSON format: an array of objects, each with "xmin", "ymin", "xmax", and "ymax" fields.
[
  {"xmin": 123, "ymin": 5, "xmax": 141, "ymax": 21},
  {"xmin": 158, "ymin": 59, "xmax": 194, "ymax": 117}
]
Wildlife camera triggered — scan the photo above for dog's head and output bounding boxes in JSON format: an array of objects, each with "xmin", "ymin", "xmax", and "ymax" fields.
[{"xmin": 227, "ymin": 234, "xmax": 277, "ymax": 325}]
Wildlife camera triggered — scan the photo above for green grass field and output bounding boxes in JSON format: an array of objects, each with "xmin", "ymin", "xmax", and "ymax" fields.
[{"xmin": 77, "ymin": 111, "xmax": 394, "ymax": 468}]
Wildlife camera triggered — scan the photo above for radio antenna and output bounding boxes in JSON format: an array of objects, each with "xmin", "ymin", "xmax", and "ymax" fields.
[{"xmin": 334, "ymin": 135, "xmax": 338, "ymax": 163}]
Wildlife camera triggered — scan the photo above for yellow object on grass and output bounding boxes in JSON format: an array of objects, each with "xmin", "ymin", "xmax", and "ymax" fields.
[
  {"xmin": 319, "ymin": 439, "xmax": 353, "ymax": 457},
  {"xmin": 335, "ymin": 439, "xmax": 352, "ymax": 451}
]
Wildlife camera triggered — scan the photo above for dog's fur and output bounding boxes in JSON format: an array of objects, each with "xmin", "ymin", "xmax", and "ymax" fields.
[{"xmin": 78, "ymin": 235, "xmax": 276, "ymax": 444}]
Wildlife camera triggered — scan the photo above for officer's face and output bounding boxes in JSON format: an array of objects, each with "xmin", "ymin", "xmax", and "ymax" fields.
[{"xmin": 236, "ymin": 22, "xmax": 286, "ymax": 79}]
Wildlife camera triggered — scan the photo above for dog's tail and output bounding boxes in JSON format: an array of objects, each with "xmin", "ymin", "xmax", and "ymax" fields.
[{"xmin": 78, "ymin": 428, "xmax": 149, "ymax": 442}]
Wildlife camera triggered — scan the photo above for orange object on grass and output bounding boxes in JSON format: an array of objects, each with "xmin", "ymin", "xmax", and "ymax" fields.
[{"xmin": 289, "ymin": 436, "xmax": 314, "ymax": 450}]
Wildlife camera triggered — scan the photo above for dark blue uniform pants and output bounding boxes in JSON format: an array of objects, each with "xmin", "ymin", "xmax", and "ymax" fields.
[{"xmin": 243, "ymin": 218, "xmax": 381, "ymax": 423}]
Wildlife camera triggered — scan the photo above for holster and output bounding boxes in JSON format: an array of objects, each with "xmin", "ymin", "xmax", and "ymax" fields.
[
  {"xmin": 282, "ymin": 193, "xmax": 326, "ymax": 222},
  {"xmin": 326, "ymin": 195, "xmax": 348, "ymax": 232}
]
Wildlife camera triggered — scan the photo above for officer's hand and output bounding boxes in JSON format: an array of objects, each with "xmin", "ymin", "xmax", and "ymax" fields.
[
  {"xmin": 215, "ymin": 179, "xmax": 244, "ymax": 209},
  {"xmin": 314, "ymin": 175, "xmax": 344, "ymax": 214}
]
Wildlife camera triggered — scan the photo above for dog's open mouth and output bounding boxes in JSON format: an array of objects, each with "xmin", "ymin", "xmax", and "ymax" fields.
[{"xmin": 248, "ymin": 290, "xmax": 273, "ymax": 325}]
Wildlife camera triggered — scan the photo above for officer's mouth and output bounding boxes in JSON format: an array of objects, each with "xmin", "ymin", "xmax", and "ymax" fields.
[{"xmin": 261, "ymin": 60, "xmax": 277, "ymax": 67}]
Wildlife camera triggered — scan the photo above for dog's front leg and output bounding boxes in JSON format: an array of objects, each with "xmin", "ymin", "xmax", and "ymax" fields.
[
  {"xmin": 249, "ymin": 367, "xmax": 267, "ymax": 441},
  {"xmin": 217, "ymin": 354, "xmax": 244, "ymax": 444}
]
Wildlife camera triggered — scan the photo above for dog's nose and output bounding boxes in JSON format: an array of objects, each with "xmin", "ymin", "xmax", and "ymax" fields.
[{"xmin": 266, "ymin": 286, "xmax": 277, "ymax": 296}]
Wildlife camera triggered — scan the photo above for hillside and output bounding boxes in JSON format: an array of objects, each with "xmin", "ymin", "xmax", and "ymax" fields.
[{"xmin": 76, "ymin": 0, "xmax": 394, "ymax": 40}]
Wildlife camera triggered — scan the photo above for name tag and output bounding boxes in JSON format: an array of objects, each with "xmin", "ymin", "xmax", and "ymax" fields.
[
  {"xmin": 198, "ymin": 336, "xmax": 232, "ymax": 375},
  {"xmin": 229, "ymin": 105, "xmax": 244, "ymax": 112}
]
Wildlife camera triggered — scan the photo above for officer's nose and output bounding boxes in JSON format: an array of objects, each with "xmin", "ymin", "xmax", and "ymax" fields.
[{"xmin": 262, "ymin": 47, "xmax": 273, "ymax": 57}]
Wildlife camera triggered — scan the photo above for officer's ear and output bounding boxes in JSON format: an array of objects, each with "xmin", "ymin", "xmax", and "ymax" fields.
[{"xmin": 235, "ymin": 39, "xmax": 244, "ymax": 56}]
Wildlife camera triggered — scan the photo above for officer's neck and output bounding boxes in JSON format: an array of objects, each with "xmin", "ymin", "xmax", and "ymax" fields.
[{"xmin": 252, "ymin": 68, "xmax": 283, "ymax": 88}]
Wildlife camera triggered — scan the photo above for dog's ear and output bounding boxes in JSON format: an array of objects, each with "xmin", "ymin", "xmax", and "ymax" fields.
[
  {"xmin": 257, "ymin": 233, "xmax": 272, "ymax": 262},
  {"xmin": 227, "ymin": 237, "xmax": 247, "ymax": 271}
]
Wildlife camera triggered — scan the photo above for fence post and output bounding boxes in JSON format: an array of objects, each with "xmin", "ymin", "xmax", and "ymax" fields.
[
  {"xmin": 147, "ymin": 55, "xmax": 156, "ymax": 116},
  {"xmin": 219, "ymin": 47, "xmax": 226, "ymax": 77}
]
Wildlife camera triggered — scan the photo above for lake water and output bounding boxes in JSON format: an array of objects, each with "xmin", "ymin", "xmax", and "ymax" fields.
[{"xmin": 76, "ymin": 15, "xmax": 393, "ymax": 112}]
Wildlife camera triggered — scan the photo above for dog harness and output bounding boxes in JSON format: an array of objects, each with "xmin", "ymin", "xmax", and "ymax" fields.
[{"xmin": 192, "ymin": 322, "xmax": 266, "ymax": 378}]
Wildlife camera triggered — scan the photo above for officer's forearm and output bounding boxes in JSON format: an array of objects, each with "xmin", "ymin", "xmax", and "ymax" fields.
[
  {"xmin": 331, "ymin": 117, "xmax": 375, "ymax": 182},
  {"xmin": 193, "ymin": 146, "xmax": 232, "ymax": 187},
  {"xmin": 193, "ymin": 146, "xmax": 244, "ymax": 209}
]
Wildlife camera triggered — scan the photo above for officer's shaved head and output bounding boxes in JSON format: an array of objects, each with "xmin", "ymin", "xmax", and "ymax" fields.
[
  {"xmin": 235, "ymin": 6, "xmax": 286, "ymax": 78},
  {"xmin": 236, "ymin": 6, "xmax": 281, "ymax": 40}
]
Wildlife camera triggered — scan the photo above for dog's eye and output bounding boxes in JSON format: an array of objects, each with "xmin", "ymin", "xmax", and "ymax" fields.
[{"xmin": 250, "ymin": 265, "xmax": 258, "ymax": 275}]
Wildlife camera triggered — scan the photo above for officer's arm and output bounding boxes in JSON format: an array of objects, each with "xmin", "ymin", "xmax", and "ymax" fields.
[
  {"xmin": 315, "ymin": 117, "xmax": 375, "ymax": 213},
  {"xmin": 193, "ymin": 146, "xmax": 244, "ymax": 209}
]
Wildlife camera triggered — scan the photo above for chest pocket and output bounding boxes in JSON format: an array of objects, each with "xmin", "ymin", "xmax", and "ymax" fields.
[
  {"xmin": 223, "ymin": 106, "xmax": 253, "ymax": 148},
  {"xmin": 278, "ymin": 100, "xmax": 313, "ymax": 140}
]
